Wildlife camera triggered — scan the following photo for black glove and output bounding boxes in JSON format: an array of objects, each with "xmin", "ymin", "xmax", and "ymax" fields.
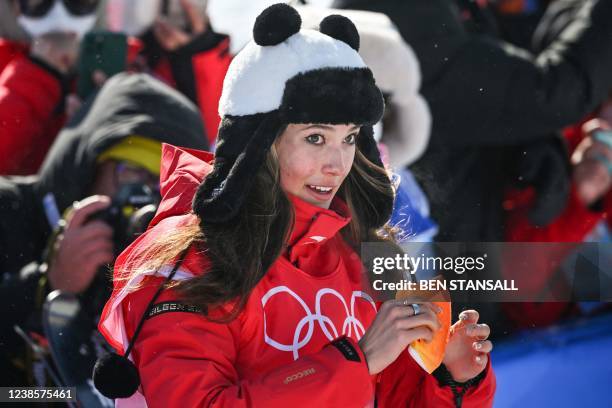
[{"xmin": 511, "ymin": 136, "xmax": 571, "ymax": 227}]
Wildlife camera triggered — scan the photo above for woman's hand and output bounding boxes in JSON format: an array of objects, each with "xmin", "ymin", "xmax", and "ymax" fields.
[
  {"xmin": 359, "ymin": 300, "xmax": 442, "ymax": 375},
  {"xmin": 442, "ymin": 310, "xmax": 493, "ymax": 383}
]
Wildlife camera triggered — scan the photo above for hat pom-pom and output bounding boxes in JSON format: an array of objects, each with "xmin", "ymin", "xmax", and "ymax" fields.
[
  {"xmin": 319, "ymin": 14, "xmax": 360, "ymax": 51},
  {"xmin": 92, "ymin": 353, "xmax": 140, "ymax": 399},
  {"xmin": 253, "ymin": 3, "xmax": 301, "ymax": 46}
]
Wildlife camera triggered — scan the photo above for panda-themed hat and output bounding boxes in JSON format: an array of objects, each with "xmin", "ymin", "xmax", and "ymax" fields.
[{"xmin": 193, "ymin": 3, "xmax": 391, "ymax": 226}]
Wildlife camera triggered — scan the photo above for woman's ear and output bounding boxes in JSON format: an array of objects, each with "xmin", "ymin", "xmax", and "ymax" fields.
[{"xmin": 319, "ymin": 14, "xmax": 360, "ymax": 51}]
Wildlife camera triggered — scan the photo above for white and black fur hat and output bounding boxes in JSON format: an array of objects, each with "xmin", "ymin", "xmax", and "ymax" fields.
[{"xmin": 193, "ymin": 3, "xmax": 392, "ymax": 227}]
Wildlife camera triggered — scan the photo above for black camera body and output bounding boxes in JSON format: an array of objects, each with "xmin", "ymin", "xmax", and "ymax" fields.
[{"xmin": 87, "ymin": 183, "xmax": 159, "ymax": 252}]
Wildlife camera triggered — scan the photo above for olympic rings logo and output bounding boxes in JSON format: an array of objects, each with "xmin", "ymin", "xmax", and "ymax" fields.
[{"xmin": 261, "ymin": 286, "xmax": 377, "ymax": 360}]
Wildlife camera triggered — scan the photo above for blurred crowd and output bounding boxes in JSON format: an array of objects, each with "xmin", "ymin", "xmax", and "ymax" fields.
[{"xmin": 1, "ymin": 0, "xmax": 611, "ymax": 392}]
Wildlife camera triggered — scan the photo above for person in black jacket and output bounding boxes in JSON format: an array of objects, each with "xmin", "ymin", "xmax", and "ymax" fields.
[
  {"xmin": 0, "ymin": 72, "xmax": 208, "ymax": 385},
  {"xmin": 333, "ymin": 0, "xmax": 612, "ymax": 242}
]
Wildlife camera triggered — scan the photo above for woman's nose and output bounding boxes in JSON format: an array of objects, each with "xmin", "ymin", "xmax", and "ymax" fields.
[{"xmin": 322, "ymin": 146, "xmax": 348, "ymax": 175}]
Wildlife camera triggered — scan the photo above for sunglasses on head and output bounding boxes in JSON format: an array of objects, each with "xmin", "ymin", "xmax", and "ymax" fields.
[{"xmin": 18, "ymin": 0, "xmax": 99, "ymax": 17}]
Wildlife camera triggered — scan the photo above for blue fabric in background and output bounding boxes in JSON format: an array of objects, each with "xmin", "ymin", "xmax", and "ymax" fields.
[
  {"xmin": 389, "ymin": 169, "xmax": 439, "ymax": 280},
  {"xmin": 491, "ymin": 313, "xmax": 612, "ymax": 407},
  {"xmin": 390, "ymin": 169, "xmax": 438, "ymax": 243}
]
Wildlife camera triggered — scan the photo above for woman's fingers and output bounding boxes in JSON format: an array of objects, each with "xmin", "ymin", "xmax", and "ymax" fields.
[
  {"xmin": 390, "ymin": 300, "xmax": 441, "ymax": 316},
  {"xmin": 392, "ymin": 308, "xmax": 441, "ymax": 333},
  {"xmin": 466, "ymin": 323, "xmax": 491, "ymax": 340},
  {"xmin": 359, "ymin": 300, "xmax": 446, "ymax": 374},
  {"xmin": 458, "ymin": 309, "xmax": 479, "ymax": 324},
  {"xmin": 404, "ymin": 326, "xmax": 434, "ymax": 344},
  {"xmin": 472, "ymin": 340, "xmax": 493, "ymax": 353},
  {"xmin": 474, "ymin": 353, "xmax": 488, "ymax": 366}
]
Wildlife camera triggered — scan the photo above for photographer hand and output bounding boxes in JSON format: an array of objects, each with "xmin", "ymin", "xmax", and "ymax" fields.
[
  {"xmin": 572, "ymin": 121, "xmax": 612, "ymax": 206},
  {"xmin": 153, "ymin": 0, "xmax": 208, "ymax": 51},
  {"xmin": 47, "ymin": 195, "xmax": 114, "ymax": 294},
  {"xmin": 358, "ymin": 301, "xmax": 441, "ymax": 375},
  {"xmin": 442, "ymin": 310, "xmax": 492, "ymax": 383}
]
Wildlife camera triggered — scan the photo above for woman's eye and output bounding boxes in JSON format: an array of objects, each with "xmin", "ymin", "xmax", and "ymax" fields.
[
  {"xmin": 345, "ymin": 133, "xmax": 357, "ymax": 145},
  {"xmin": 305, "ymin": 134, "xmax": 324, "ymax": 145}
]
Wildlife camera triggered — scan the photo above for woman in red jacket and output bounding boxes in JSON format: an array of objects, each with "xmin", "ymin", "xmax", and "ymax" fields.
[{"xmin": 97, "ymin": 4, "xmax": 495, "ymax": 407}]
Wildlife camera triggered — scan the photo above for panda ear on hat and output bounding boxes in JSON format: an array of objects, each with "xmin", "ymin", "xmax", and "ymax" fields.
[
  {"xmin": 319, "ymin": 14, "xmax": 360, "ymax": 51},
  {"xmin": 253, "ymin": 3, "xmax": 301, "ymax": 46},
  {"xmin": 252, "ymin": 3, "xmax": 361, "ymax": 51}
]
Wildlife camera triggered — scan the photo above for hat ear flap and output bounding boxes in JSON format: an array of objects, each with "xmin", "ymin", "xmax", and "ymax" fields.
[
  {"xmin": 319, "ymin": 14, "xmax": 360, "ymax": 51},
  {"xmin": 357, "ymin": 125, "xmax": 385, "ymax": 169},
  {"xmin": 193, "ymin": 115, "xmax": 283, "ymax": 223}
]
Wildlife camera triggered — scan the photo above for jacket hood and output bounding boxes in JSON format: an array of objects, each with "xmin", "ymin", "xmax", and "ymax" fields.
[
  {"xmin": 150, "ymin": 143, "xmax": 214, "ymax": 226},
  {"xmin": 36, "ymin": 72, "xmax": 209, "ymax": 215}
]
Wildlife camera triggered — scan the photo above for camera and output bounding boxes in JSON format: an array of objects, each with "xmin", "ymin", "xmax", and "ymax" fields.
[{"xmin": 87, "ymin": 183, "xmax": 159, "ymax": 252}]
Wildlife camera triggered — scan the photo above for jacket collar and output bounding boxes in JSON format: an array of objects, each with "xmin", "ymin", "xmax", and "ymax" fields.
[{"xmin": 287, "ymin": 194, "xmax": 351, "ymax": 261}]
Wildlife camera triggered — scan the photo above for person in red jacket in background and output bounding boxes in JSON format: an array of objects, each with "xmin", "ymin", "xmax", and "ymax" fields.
[
  {"xmin": 96, "ymin": 5, "xmax": 495, "ymax": 407},
  {"xmin": 0, "ymin": 0, "xmax": 96, "ymax": 175},
  {"xmin": 105, "ymin": 0, "xmax": 231, "ymax": 146},
  {"xmin": 498, "ymin": 0, "xmax": 612, "ymax": 332},
  {"xmin": 503, "ymin": 103, "xmax": 612, "ymax": 329},
  {"xmin": 0, "ymin": 0, "xmax": 230, "ymax": 176}
]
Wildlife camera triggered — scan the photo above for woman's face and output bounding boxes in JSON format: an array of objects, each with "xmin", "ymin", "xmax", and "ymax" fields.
[{"xmin": 275, "ymin": 123, "xmax": 359, "ymax": 209}]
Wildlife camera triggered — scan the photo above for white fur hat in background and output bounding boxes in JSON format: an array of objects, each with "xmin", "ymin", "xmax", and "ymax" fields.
[
  {"xmin": 207, "ymin": 0, "xmax": 335, "ymax": 54},
  {"xmin": 297, "ymin": 5, "xmax": 432, "ymax": 169}
]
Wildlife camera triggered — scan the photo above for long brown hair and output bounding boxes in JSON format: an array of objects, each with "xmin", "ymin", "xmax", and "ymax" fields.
[{"xmin": 121, "ymin": 135, "xmax": 397, "ymax": 321}]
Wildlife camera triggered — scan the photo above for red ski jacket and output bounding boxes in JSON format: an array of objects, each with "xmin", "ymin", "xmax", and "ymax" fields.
[
  {"xmin": 0, "ymin": 39, "xmax": 28, "ymax": 72},
  {"xmin": 99, "ymin": 144, "xmax": 495, "ymax": 407}
]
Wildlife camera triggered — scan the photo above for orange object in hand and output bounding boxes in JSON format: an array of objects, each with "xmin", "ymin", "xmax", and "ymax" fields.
[{"xmin": 396, "ymin": 288, "xmax": 451, "ymax": 373}]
